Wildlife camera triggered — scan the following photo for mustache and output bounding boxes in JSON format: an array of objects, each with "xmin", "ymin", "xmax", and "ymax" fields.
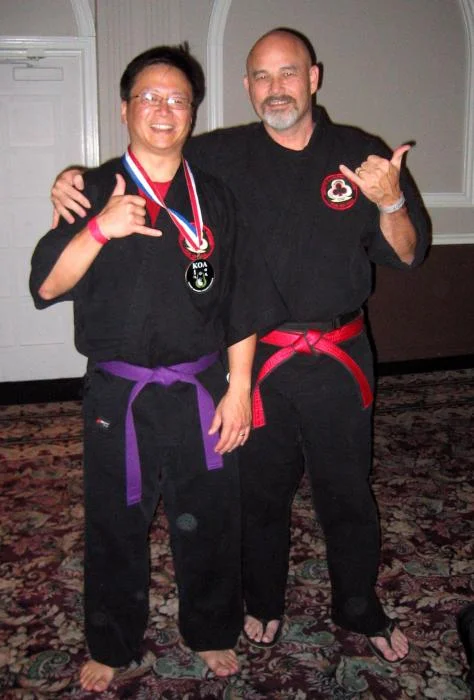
[{"xmin": 262, "ymin": 95, "xmax": 296, "ymax": 108}]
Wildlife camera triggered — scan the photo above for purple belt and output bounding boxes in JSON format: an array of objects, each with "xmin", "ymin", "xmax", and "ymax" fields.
[{"xmin": 97, "ymin": 352, "xmax": 222, "ymax": 506}]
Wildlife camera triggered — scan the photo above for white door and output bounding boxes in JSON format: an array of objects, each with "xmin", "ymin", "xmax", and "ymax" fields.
[{"xmin": 0, "ymin": 52, "xmax": 94, "ymax": 382}]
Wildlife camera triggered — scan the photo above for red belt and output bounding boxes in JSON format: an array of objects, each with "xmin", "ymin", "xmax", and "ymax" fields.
[{"xmin": 252, "ymin": 315, "xmax": 373, "ymax": 428}]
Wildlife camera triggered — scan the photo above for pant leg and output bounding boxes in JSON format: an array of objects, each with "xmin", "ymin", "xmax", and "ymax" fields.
[
  {"xmin": 240, "ymin": 381, "xmax": 304, "ymax": 621},
  {"xmin": 296, "ymin": 333, "xmax": 388, "ymax": 635},
  {"xmin": 82, "ymin": 369, "xmax": 162, "ymax": 667},
  {"xmin": 158, "ymin": 367, "xmax": 243, "ymax": 651}
]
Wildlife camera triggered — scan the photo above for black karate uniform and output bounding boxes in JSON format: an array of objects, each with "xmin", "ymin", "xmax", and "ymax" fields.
[
  {"xmin": 185, "ymin": 106, "xmax": 430, "ymax": 635},
  {"xmin": 30, "ymin": 157, "xmax": 285, "ymax": 666}
]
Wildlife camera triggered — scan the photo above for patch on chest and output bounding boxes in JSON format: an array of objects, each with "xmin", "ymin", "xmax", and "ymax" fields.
[{"xmin": 321, "ymin": 173, "xmax": 358, "ymax": 210}]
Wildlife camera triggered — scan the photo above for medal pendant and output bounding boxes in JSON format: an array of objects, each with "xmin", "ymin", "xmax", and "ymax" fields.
[{"xmin": 185, "ymin": 259, "xmax": 215, "ymax": 293}]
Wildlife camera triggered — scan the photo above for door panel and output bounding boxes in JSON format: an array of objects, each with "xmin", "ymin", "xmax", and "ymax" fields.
[{"xmin": 0, "ymin": 55, "xmax": 88, "ymax": 381}]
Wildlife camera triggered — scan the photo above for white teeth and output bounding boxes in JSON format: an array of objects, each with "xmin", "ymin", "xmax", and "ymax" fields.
[{"xmin": 151, "ymin": 124, "xmax": 173, "ymax": 131}]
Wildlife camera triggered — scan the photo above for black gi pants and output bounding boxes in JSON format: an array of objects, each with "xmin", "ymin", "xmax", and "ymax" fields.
[
  {"xmin": 82, "ymin": 363, "xmax": 242, "ymax": 667},
  {"xmin": 240, "ymin": 332, "xmax": 389, "ymax": 636}
]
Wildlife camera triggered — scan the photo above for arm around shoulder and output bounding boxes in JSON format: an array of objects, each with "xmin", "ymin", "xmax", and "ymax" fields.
[{"xmin": 51, "ymin": 164, "xmax": 91, "ymax": 226}]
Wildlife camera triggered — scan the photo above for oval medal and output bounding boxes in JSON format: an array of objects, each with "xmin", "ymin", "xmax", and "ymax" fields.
[{"xmin": 185, "ymin": 259, "xmax": 215, "ymax": 293}]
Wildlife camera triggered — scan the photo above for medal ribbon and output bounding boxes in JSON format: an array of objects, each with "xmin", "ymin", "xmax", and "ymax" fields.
[{"xmin": 122, "ymin": 147, "xmax": 204, "ymax": 254}]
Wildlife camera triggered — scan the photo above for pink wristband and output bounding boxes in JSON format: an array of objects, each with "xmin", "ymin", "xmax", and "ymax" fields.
[{"xmin": 87, "ymin": 217, "xmax": 110, "ymax": 245}]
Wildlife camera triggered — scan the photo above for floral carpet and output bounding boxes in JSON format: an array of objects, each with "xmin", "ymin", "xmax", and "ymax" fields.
[{"xmin": 1, "ymin": 369, "xmax": 473, "ymax": 699}]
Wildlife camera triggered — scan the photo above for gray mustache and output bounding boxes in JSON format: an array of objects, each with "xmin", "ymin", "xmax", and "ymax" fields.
[{"xmin": 263, "ymin": 95, "xmax": 295, "ymax": 107}]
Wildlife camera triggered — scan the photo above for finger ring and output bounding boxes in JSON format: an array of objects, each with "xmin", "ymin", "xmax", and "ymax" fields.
[{"xmin": 239, "ymin": 432, "xmax": 245, "ymax": 436}]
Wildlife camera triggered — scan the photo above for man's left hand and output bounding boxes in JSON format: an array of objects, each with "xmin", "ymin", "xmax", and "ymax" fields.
[
  {"xmin": 209, "ymin": 388, "xmax": 252, "ymax": 454},
  {"xmin": 339, "ymin": 144, "xmax": 411, "ymax": 208}
]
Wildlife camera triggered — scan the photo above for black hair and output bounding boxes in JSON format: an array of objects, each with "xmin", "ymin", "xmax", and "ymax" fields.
[{"xmin": 120, "ymin": 42, "xmax": 205, "ymax": 128}]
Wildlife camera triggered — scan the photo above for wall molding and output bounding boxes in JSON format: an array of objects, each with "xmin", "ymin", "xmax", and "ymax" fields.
[
  {"xmin": 207, "ymin": 0, "xmax": 232, "ymax": 130},
  {"xmin": 434, "ymin": 232, "xmax": 474, "ymax": 246},
  {"xmin": 70, "ymin": 0, "xmax": 95, "ymax": 37},
  {"xmin": 423, "ymin": 0, "xmax": 474, "ymax": 210},
  {"xmin": 207, "ymin": 0, "xmax": 474, "ymax": 244}
]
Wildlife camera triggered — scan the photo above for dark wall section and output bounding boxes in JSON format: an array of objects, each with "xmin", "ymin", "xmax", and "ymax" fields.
[{"xmin": 369, "ymin": 244, "xmax": 474, "ymax": 363}]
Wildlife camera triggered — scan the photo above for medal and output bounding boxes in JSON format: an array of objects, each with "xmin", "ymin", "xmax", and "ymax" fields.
[
  {"xmin": 185, "ymin": 259, "xmax": 215, "ymax": 293},
  {"xmin": 179, "ymin": 224, "xmax": 215, "ymax": 261},
  {"xmin": 123, "ymin": 149, "xmax": 215, "ymax": 292}
]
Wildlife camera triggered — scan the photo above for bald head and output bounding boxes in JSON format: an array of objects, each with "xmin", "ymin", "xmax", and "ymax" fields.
[
  {"xmin": 244, "ymin": 28, "xmax": 319, "ymax": 140},
  {"xmin": 246, "ymin": 28, "xmax": 316, "ymax": 73}
]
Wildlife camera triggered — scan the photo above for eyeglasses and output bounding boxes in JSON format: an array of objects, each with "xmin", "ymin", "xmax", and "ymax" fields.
[{"xmin": 129, "ymin": 90, "xmax": 192, "ymax": 110}]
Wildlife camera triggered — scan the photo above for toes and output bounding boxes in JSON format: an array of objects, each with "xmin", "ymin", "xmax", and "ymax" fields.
[
  {"xmin": 369, "ymin": 627, "xmax": 409, "ymax": 662},
  {"xmin": 244, "ymin": 615, "xmax": 264, "ymax": 642},
  {"xmin": 197, "ymin": 650, "xmax": 239, "ymax": 677},
  {"xmin": 93, "ymin": 679, "xmax": 109, "ymax": 692},
  {"xmin": 374, "ymin": 638, "xmax": 398, "ymax": 661},
  {"xmin": 262, "ymin": 620, "xmax": 280, "ymax": 644},
  {"xmin": 79, "ymin": 661, "xmax": 115, "ymax": 692},
  {"xmin": 214, "ymin": 661, "xmax": 238, "ymax": 678},
  {"xmin": 390, "ymin": 628, "xmax": 409, "ymax": 658}
]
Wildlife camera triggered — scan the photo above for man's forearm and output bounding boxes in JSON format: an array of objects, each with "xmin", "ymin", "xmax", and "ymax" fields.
[
  {"xmin": 226, "ymin": 334, "xmax": 257, "ymax": 393},
  {"xmin": 379, "ymin": 207, "xmax": 417, "ymax": 264},
  {"xmin": 38, "ymin": 225, "xmax": 102, "ymax": 300}
]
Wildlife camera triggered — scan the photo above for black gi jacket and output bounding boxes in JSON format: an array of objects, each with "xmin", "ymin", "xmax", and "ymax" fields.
[
  {"xmin": 30, "ymin": 158, "xmax": 286, "ymax": 367},
  {"xmin": 185, "ymin": 106, "xmax": 430, "ymax": 322}
]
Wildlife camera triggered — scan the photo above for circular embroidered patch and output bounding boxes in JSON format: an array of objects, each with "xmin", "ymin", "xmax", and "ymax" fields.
[{"xmin": 321, "ymin": 173, "xmax": 358, "ymax": 210}]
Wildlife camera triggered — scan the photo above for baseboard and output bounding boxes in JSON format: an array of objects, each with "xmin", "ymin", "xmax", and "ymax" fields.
[
  {"xmin": 0, "ymin": 377, "xmax": 84, "ymax": 405},
  {"xmin": 376, "ymin": 354, "xmax": 474, "ymax": 376},
  {"xmin": 1, "ymin": 354, "xmax": 473, "ymax": 405}
]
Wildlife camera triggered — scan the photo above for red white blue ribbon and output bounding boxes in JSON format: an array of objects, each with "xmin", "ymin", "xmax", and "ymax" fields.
[{"xmin": 122, "ymin": 147, "xmax": 204, "ymax": 254}]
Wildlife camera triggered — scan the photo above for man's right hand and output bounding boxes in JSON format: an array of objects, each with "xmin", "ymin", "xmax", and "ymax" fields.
[
  {"xmin": 96, "ymin": 174, "xmax": 160, "ymax": 240},
  {"xmin": 38, "ymin": 174, "xmax": 160, "ymax": 301},
  {"xmin": 51, "ymin": 167, "xmax": 90, "ymax": 228}
]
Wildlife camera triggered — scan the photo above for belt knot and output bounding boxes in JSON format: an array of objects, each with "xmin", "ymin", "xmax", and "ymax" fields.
[
  {"xmin": 294, "ymin": 330, "xmax": 323, "ymax": 354},
  {"xmin": 96, "ymin": 353, "xmax": 221, "ymax": 506},
  {"xmin": 252, "ymin": 315, "xmax": 372, "ymax": 429}
]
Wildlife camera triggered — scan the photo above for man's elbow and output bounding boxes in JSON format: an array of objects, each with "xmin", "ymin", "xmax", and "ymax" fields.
[
  {"xmin": 38, "ymin": 281, "xmax": 58, "ymax": 301},
  {"xmin": 399, "ymin": 250, "xmax": 415, "ymax": 266}
]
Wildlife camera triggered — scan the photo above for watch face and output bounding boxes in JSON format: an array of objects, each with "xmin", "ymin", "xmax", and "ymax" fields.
[{"xmin": 185, "ymin": 259, "xmax": 215, "ymax": 293}]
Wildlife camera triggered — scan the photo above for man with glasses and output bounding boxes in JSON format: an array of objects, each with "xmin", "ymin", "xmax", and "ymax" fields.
[
  {"xmin": 50, "ymin": 28, "xmax": 429, "ymax": 668},
  {"xmin": 30, "ymin": 44, "xmax": 284, "ymax": 692}
]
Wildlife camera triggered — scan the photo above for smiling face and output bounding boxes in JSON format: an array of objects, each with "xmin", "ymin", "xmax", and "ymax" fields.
[
  {"xmin": 244, "ymin": 31, "xmax": 319, "ymax": 135},
  {"xmin": 121, "ymin": 63, "xmax": 193, "ymax": 164}
]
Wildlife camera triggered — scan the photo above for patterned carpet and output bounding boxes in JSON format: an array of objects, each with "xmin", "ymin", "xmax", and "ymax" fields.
[{"xmin": 1, "ymin": 369, "xmax": 473, "ymax": 699}]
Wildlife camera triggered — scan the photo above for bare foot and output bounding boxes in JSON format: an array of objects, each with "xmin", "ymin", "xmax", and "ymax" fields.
[
  {"xmin": 80, "ymin": 659, "xmax": 115, "ymax": 692},
  {"xmin": 197, "ymin": 649, "xmax": 239, "ymax": 677},
  {"xmin": 369, "ymin": 625, "xmax": 409, "ymax": 662},
  {"xmin": 244, "ymin": 615, "xmax": 281, "ymax": 645}
]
